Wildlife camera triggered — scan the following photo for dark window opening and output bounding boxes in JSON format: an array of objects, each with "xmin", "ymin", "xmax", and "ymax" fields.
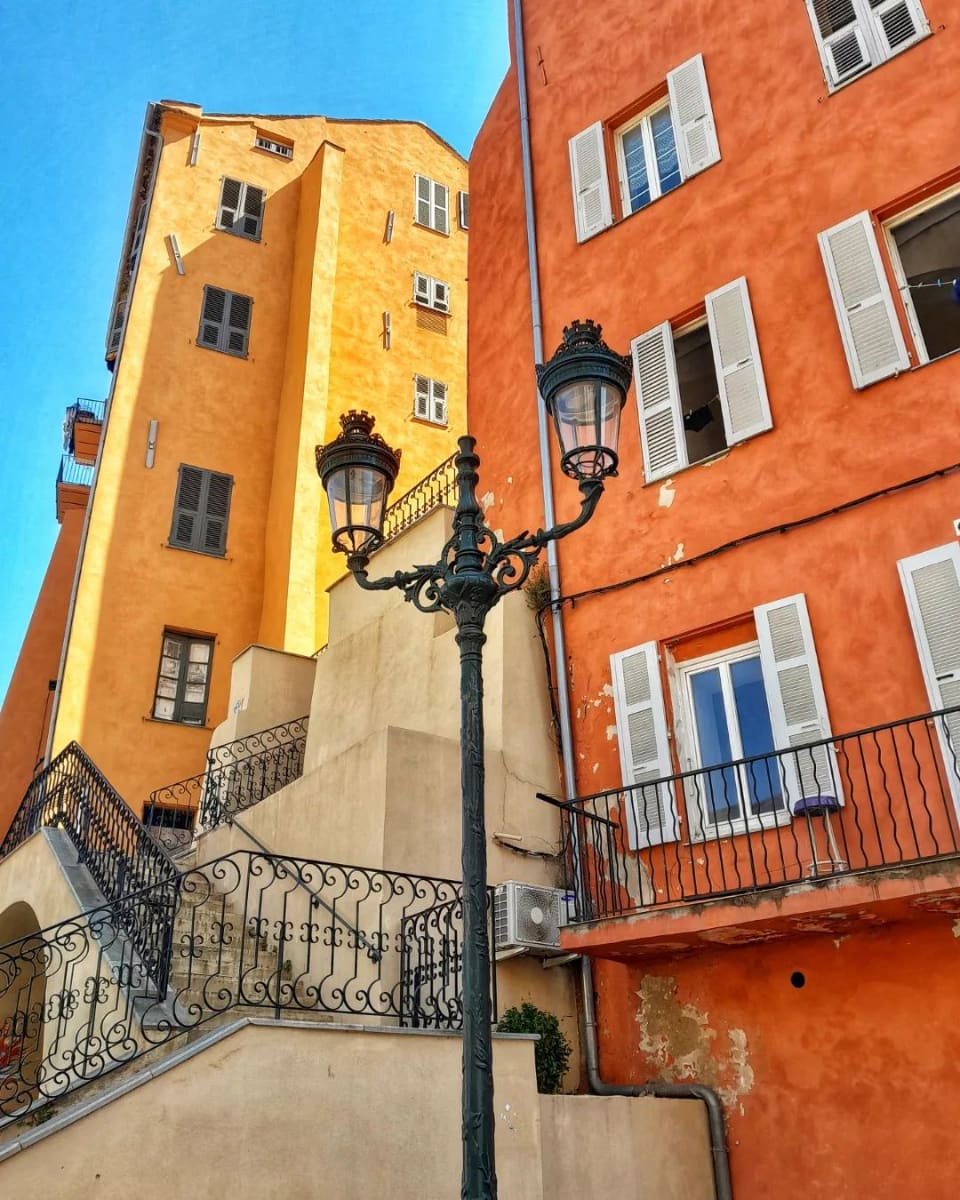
[
  {"xmin": 674, "ymin": 324, "xmax": 727, "ymax": 465},
  {"xmin": 892, "ymin": 194, "xmax": 960, "ymax": 363}
]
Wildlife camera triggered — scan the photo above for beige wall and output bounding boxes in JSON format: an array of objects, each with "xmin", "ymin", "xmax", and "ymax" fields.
[
  {"xmin": 0, "ymin": 1022, "xmax": 716, "ymax": 1200},
  {"xmin": 209, "ymin": 644, "xmax": 316, "ymax": 748}
]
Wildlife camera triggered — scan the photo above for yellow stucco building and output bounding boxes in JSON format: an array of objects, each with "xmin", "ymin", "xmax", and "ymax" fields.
[{"xmin": 41, "ymin": 100, "xmax": 468, "ymax": 814}]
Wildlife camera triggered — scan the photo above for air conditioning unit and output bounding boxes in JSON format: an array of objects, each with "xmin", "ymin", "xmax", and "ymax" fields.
[{"xmin": 493, "ymin": 882, "xmax": 573, "ymax": 957}]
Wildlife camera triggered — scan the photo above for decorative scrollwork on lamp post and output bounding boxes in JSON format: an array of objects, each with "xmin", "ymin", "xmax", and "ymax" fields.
[{"xmin": 316, "ymin": 320, "xmax": 632, "ymax": 1200}]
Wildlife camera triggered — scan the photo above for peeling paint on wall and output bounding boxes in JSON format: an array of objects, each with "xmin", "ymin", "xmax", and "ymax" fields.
[
  {"xmin": 658, "ymin": 479, "xmax": 676, "ymax": 508},
  {"xmin": 606, "ymin": 724, "xmax": 618, "ymax": 741},
  {"xmin": 634, "ymin": 975, "xmax": 754, "ymax": 1110}
]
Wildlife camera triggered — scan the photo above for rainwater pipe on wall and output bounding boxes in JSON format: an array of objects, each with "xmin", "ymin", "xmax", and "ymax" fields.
[
  {"xmin": 44, "ymin": 104, "xmax": 164, "ymax": 765},
  {"xmin": 510, "ymin": 5, "xmax": 733, "ymax": 1197}
]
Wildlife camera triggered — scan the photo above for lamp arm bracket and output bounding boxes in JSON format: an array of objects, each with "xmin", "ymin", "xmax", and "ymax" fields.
[{"xmin": 347, "ymin": 560, "xmax": 446, "ymax": 614}]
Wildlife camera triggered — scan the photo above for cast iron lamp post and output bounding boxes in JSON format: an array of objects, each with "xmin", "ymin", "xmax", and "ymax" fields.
[{"xmin": 316, "ymin": 320, "xmax": 632, "ymax": 1200}]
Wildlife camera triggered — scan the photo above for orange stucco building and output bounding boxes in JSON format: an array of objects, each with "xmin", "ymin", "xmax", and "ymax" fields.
[
  {"xmin": 0, "ymin": 101, "xmax": 468, "ymax": 834},
  {"xmin": 470, "ymin": 2, "xmax": 960, "ymax": 1196}
]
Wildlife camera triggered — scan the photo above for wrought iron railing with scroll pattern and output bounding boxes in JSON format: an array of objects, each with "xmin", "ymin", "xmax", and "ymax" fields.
[
  {"xmin": 0, "ymin": 850, "xmax": 476, "ymax": 1129},
  {"xmin": 378, "ymin": 453, "xmax": 457, "ymax": 549},
  {"xmin": 0, "ymin": 743, "xmax": 179, "ymax": 989},
  {"xmin": 144, "ymin": 715, "xmax": 310, "ymax": 847},
  {"xmin": 554, "ymin": 707, "xmax": 960, "ymax": 923}
]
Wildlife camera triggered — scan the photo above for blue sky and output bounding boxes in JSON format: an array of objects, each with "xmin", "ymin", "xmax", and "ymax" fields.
[{"xmin": 0, "ymin": 1, "xmax": 509, "ymax": 702}]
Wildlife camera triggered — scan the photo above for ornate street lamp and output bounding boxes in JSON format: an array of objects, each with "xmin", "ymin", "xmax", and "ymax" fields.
[{"xmin": 316, "ymin": 320, "xmax": 632, "ymax": 1200}]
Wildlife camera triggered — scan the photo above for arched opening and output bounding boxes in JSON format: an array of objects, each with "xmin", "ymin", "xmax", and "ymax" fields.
[{"xmin": 0, "ymin": 901, "xmax": 45, "ymax": 1121}]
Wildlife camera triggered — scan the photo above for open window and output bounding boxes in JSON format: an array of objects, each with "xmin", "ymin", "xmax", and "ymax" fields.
[{"xmin": 887, "ymin": 191, "xmax": 960, "ymax": 365}]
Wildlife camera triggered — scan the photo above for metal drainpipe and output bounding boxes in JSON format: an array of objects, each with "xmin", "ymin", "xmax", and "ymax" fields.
[
  {"xmin": 44, "ymin": 104, "xmax": 163, "ymax": 765},
  {"xmin": 511, "ymin": 6, "xmax": 733, "ymax": 1197}
]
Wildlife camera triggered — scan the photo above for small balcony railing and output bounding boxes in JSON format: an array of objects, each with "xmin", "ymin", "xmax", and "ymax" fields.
[
  {"xmin": 553, "ymin": 706, "xmax": 960, "ymax": 923},
  {"xmin": 56, "ymin": 452, "xmax": 94, "ymax": 489},
  {"xmin": 377, "ymin": 453, "xmax": 457, "ymax": 550}
]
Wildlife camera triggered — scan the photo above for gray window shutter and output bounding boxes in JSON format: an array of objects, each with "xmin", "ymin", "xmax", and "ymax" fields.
[
  {"xmin": 202, "ymin": 472, "xmax": 233, "ymax": 555},
  {"xmin": 241, "ymin": 185, "xmax": 265, "ymax": 238},
  {"xmin": 666, "ymin": 54, "xmax": 721, "ymax": 178},
  {"xmin": 610, "ymin": 642, "xmax": 679, "ymax": 848},
  {"xmin": 226, "ymin": 293, "xmax": 252, "ymax": 356},
  {"xmin": 898, "ymin": 544, "xmax": 960, "ymax": 805},
  {"xmin": 199, "ymin": 286, "xmax": 227, "ymax": 349},
  {"xmin": 171, "ymin": 466, "xmax": 204, "ymax": 549},
  {"xmin": 705, "ymin": 276, "xmax": 772, "ymax": 445},
  {"xmin": 818, "ymin": 211, "xmax": 909, "ymax": 389},
  {"xmin": 754, "ymin": 593, "xmax": 844, "ymax": 805},
  {"xmin": 218, "ymin": 179, "xmax": 242, "ymax": 231}
]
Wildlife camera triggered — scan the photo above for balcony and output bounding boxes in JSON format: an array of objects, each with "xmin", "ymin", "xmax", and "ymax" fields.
[
  {"xmin": 553, "ymin": 707, "xmax": 960, "ymax": 957},
  {"xmin": 55, "ymin": 452, "xmax": 94, "ymax": 522},
  {"xmin": 63, "ymin": 397, "xmax": 105, "ymax": 466}
]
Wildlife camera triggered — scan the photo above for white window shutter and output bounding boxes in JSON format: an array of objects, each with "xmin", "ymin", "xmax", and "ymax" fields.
[
  {"xmin": 568, "ymin": 122, "xmax": 612, "ymax": 243},
  {"xmin": 898, "ymin": 544, "xmax": 960, "ymax": 803},
  {"xmin": 414, "ymin": 376, "xmax": 430, "ymax": 419},
  {"xmin": 610, "ymin": 642, "xmax": 679, "ymax": 848},
  {"xmin": 666, "ymin": 54, "xmax": 721, "ymax": 178},
  {"xmin": 432, "ymin": 382, "xmax": 448, "ymax": 425},
  {"xmin": 869, "ymin": 0, "xmax": 929, "ymax": 57},
  {"xmin": 631, "ymin": 322, "xmax": 685, "ymax": 483},
  {"xmin": 755, "ymin": 594, "xmax": 844, "ymax": 806},
  {"xmin": 413, "ymin": 272, "xmax": 431, "ymax": 305},
  {"xmin": 804, "ymin": 1, "xmax": 873, "ymax": 85},
  {"xmin": 432, "ymin": 280, "xmax": 450, "ymax": 313},
  {"xmin": 818, "ymin": 211, "xmax": 909, "ymax": 389},
  {"xmin": 705, "ymin": 276, "xmax": 772, "ymax": 445}
]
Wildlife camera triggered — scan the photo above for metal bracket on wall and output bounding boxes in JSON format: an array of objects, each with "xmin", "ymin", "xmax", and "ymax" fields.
[
  {"xmin": 168, "ymin": 235, "xmax": 185, "ymax": 276},
  {"xmin": 384, "ymin": 210, "xmax": 395, "ymax": 243},
  {"xmin": 146, "ymin": 419, "xmax": 158, "ymax": 469},
  {"xmin": 383, "ymin": 311, "xmax": 391, "ymax": 350}
]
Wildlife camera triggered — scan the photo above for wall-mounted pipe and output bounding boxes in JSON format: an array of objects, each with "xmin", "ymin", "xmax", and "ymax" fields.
[{"xmin": 511, "ymin": 4, "xmax": 733, "ymax": 1197}]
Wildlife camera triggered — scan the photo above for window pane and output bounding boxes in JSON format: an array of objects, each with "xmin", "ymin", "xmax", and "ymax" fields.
[
  {"xmin": 162, "ymin": 638, "xmax": 182, "ymax": 660},
  {"xmin": 690, "ymin": 667, "xmax": 740, "ymax": 823},
  {"xmin": 650, "ymin": 108, "xmax": 681, "ymax": 197},
  {"xmin": 621, "ymin": 125, "xmax": 651, "ymax": 213},
  {"xmin": 184, "ymin": 684, "xmax": 207, "ymax": 704},
  {"xmin": 674, "ymin": 324, "xmax": 728, "ymax": 466},
  {"xmin": 160, "ymin": 656, "xmax": 181, "ymax": 680},
  {"xmin": 189, "ymin": 641, "xmax": 211, "ymax": 663},
  {"xmin": 156, "ymin": 678, "xmax": 177, "ymax": 699},
  {"xmin": 186, "ymin": 662, "xmax": 208, "ymax": 684},
  {"xmin": 730, "ymin": 657, "xmax": 783, "ymax": 815},
  {"xmin": 154, "ymin": 697, "xmax": 175, "ymax": 720}
]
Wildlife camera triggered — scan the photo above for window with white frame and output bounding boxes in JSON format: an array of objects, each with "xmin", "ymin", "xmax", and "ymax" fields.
[
  {"xmin": 630, "ymin": 277, "xmax": 771, "ymax": 483},
  {"xmin": 886, "ymin": 190, "xmax": 960, "ymax": 365},
  {"xmin": 805, "ymin": 0, "xmax": 929, "ymax": 88},
  {"xmin": 610, "ymin": 594, "xmax": 840, "ymax": 849},
  {"xmin": 412, "ymin": 272, "xmax": 451, "ymax": 313},
  {"xmin": 614, "ymin": 102, "xmax": 682, "ymax": 216},
  {"xmin": 568, "ymin": 54, "xmax": 720, "ymax": 242},
  {"xmin": 414, "ymin": 375, "xmax": 447, "ymax": 425},
  {"xmin": 415, "ymin": 175, "xmax": 449, "ymax": 235},
  {"xmin": 675, "ymin": 644, "xmax": 784, "ymax": 832}
]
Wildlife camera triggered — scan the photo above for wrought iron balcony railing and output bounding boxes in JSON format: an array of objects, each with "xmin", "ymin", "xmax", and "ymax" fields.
[
  {"xmin": 144, "ymin": 715, "xmax": 310, "ymax": 847},
  {"xmin": 377, "ymin": 453, "xmax": 457, "ymax": 550},
  {"xmin": 0, "ymin": 850, "xmax": 490, "ymax": 1130},
  {"xmin": 553, "ymin": 706, "xmax": 960, "ymax": 924},
  {"xmin": 0, "ymin": 743, "xmax": 179, "ymax": 989}
]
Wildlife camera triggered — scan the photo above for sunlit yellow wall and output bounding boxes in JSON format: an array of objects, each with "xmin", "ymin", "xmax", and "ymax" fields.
[{"xmin": 52, "ymin": 105, "xmax": 467, "ymax": 809}]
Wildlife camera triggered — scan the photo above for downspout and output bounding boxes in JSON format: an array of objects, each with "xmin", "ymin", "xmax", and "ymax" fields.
[
  {"xmin": 44, "ymin": 103, "xmax": 164, "ymax": 765},
  {"xmin": 511, "ymin": 7, "xmax": 733, "ymax": 1198}
]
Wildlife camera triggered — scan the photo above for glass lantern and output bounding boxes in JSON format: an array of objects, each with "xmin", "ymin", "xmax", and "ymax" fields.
[{"xmin": 315, "ymin": 411, "xmax": 402, "ymax": 556}]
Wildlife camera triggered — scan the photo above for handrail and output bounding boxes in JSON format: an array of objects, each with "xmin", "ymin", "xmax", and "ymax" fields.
[
  {"xmin": 555, "ymin": 705, "xmax": 960, "ymax": 922},
  {"xmin": 0, "ymin": 742, "xmax": 178, "ymax": 988},
  {"xmin": 378, "ymin": 453, "xmax": 457, "ymax": 549},
  {"xmin": 146, "ymin": 714, "xmax": 310, "ymax": 837},
  {"xmin": 0, "ymin": 848, "xmax": 470, "ymax": 1129}
]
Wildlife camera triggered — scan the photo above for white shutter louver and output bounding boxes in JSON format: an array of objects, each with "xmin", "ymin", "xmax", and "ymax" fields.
[
  {"xmin": 818, "ymin": 211, "xmax": 909, "ymax": 388},
  {"xmin": 568, "ymin": 122, "xmax": 613, "ymax": 243},
  {"xmin": 413, "ymin": 272, "xmax": 432, "ymax": 305},
  {"xmin": 611, "ymin": 642, "xmax": 679, "ymax": 848},
  {"xmin": 898, "ymin": 544, "xmax": 960, "ymax": 803},
  {"xmin": 434, "ymin": 183, "xmax": 449, "ymax": 235},
  {"xmin": 755, "ymin": 594, "xmax": 843, "ymax": 806},
  {"xmin": 414, "ymin": 376, "xmax": 430, "ymax": 419},
  {"xmin": 415, "ymin": 175, "xmax": 432, "ymax": 227},
  {"xmin": 432, "ymin": 280, "xmax": 450, "ymax": 313},
  {"xmin": 631, "ymin": 322, "xmax": 685, "ymax": 483},
  {"xmin": 806, "ymin": 0, "xmax": 873, "ymax": 83},
  {"xmin": 432, "ymin": 382, "xmax": 448, "ymax": 425},
  {"xmin": 665, "ymin": 54, "xmax": 721, "ymax": 178},
  {"xmin": 705, "ymin": 276, "xmax": 772, "ymax": 445},
  {"xmin": 869, "ymin": 0, "xmax": 928, "ymax": 55}
]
